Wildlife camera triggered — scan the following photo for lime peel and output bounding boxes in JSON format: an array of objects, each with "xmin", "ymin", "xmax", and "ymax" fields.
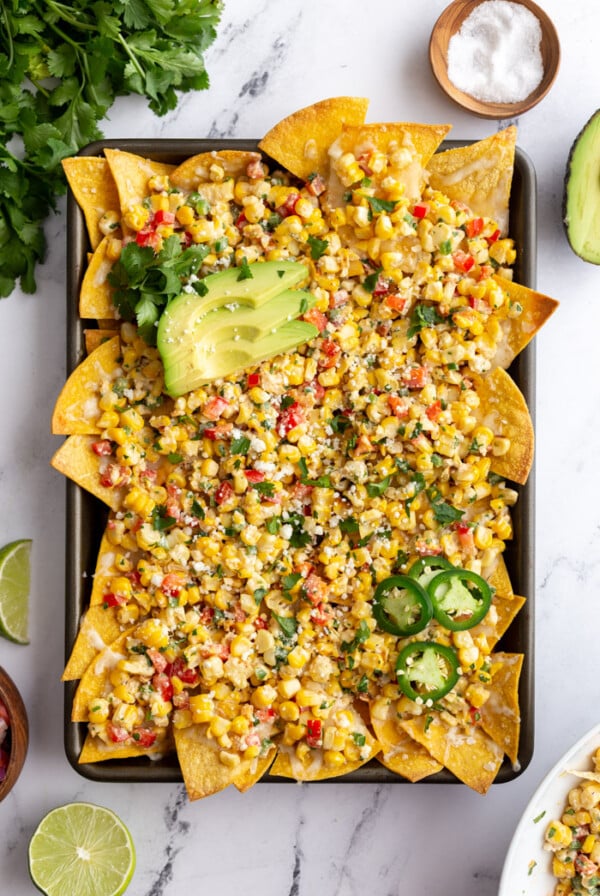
[{"xmin": 0, "ymin": 538, "xmax": 31, "ymax": 644}]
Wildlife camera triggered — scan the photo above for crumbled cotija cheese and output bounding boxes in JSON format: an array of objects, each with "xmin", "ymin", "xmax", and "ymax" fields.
[{"xmin": 447, "ymin": 0, "xmax": 544, "ymax": 103}]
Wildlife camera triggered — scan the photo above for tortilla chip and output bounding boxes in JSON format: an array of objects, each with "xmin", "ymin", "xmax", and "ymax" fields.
[
  {"xmin": 62, "ymin": 605, "xmax": 122, "ymax": 681},
  {"xmin": 370, "ymin": 705, "xmax": 442, "ymax": 781},
  {"xmin": 472, "ymin": 593, "xmax": 526, "ymax": 649},
  {"xmin": 428, "ymin": 127, "xmax": 517, "ymax": 236},
  {"xmin": 474, "ymin": 367, "xmax": 534, "ymax": 485},
  {"xmin": 492, "ymin": 275, "xmax": 559, "ymax": 369},
  {"xmin": 71, "ymin": 628, "xmax": 134, "ymax": 722},
  {"xmin": 327, "ymin": 121, "xmax": 451, "ymax": 207},
  {"xmin": 258, "ymin": 96, "xmax": 370, "ymax": 180},
  {"xmin": 79, "ymin": 237, "xmax": 119, "ymax": 320},
  {"xmin": 401, "ymin": 714, "xmax": 503, "ymax": 794},
  {"xmin": 104, "ymin": 149, "xmax": 175, "ymax": 213},
  {"xmin": 79, "ymin": 731, "xmax": 170, "ymax": 764},
  {"xmin": 50, "ymin": 435, "xmax": 125, "ymax": 510},
  {"xmin": 51, "ymin": 336, "xmax": 121, "ymax": 435},
  {"xmin": 174, "ymin": 726, "xmax": 276, "ymax": 800},
  {"xmin": 170, "ymin": 150, "xmax": 262, "ymax": 192},
  {"xmin": 233, "ymin": 749, "xmax": 277, "ymax": 793},
  {"xmin": 486, "ymin": 554, "xmax": 513, "ymax": 596},
  {"xmin": 84, "ymin": 328, "xmax": 119, "ymax": 354},
  {"xmin": 480, "ymin": 652, "xmax": 523, "ymax": 764},
  {"xmin": 270, "ymin": 705, "xmax": 379, "ymax": 781},
  {"xmin": 62, "ymin": 156, "xmax": 120, "ymax": 250}
]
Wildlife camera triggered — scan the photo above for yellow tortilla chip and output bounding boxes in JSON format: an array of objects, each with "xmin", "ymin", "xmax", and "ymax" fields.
[
  {"xmin": 258, "ymin": 96, "xmax": 370, "ymax": 180},
  {"xmin": 492, "ymin": 275, "xmax": 559, "ymax": 369},
  {"xmin": 72, "ymin": 628, "xmax": 134, "ymax": 722},
  {"xmin": 370, "ymin": 706, "xmax": 442, "ymax": 781},
  {"xmin": 62, "ymin": 605, "xmax": 121, "ymax": 681},
  {"xmin": 89, "ymin": 529, "xmax": 121, "ymax": 606},
  {"xmin": 50, "ymin": 435, "xmax": 125, "ymax": 511},
  {"xmin": 474, "ymin": 367, "xmax": 534, "ymax": 485},
  {"xmin": 84, "ymin": 328, "xmax": 118, "ymax": 354},
  {"xmin": 472, "ymin": 593, "xmax": 526, "ymax": 649},
  {"xmin": 233, "ymin": 749, "xmax": 277, "ymax": 793},
  {"xmin": 170, "ymin": 150, "xmax": 262, "ymax": 192},
  {"xmin": 480, "ymin": 652, "xmax": 523, "ymax": 764},
  {"xmin": 270, "ymin": 704, "xmax": 379, "ymax": 781},
  {"xmin": 79, "ymin": 731, "xmax": 170, "ymax": 764},
  {"xmin": 428, "ymin": 127, "xmax": 517, "ymax": 235},
  {"xmin": 401, "ymin": 714, "xmax": 503, "ymax": 794},
  {"xmin": 62, "ymin": 156, "xmax": 120, "ymax": 250},
  {"xmin": 174, "ymin": 726, "xmax": 275, "ymax": 800},
  {"xmin": 104, "ymin": 148, "xmax": 174, "ymax": 213},
  {"xmin": 79, "ymin": 237, "xmax": 119, "ymax": 320},
  {"xmin": 51, "ymin": 335, "xmax": 121, "ymax": 435},
  {"xmin": 327, "ymin": 121, "xmax": 451, "ymax": 207},
  {"xmin": 485, "ymin": 554, "xmax": 513, "ymax": 596}
]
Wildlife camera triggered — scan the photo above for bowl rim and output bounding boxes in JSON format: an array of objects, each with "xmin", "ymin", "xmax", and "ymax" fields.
[
  {"xmin": 429, "ymin": 0, "xmax": 561, "ymax": 119},
  {"xmin": 0, "ymin": 665, "xmax": 29, "ymax": 800}
]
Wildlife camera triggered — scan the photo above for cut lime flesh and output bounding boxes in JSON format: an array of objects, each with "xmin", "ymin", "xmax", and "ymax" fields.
[
  {"xmin": 0, "ymin": 538, "xmax": 31, "ymax": 644},
  {"xmin": 28, "ymin": 802, "xmax": 135, "ymax": 896}
]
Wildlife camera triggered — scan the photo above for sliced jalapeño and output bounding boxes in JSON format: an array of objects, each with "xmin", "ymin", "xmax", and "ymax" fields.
[
  {"xmin": 373, "ymin": 575, "xmax": 433, "ymax": 636},
  {"xmin": 427, "ymin": 568, "xmax": 492, "ymax": 631},
  {"xmin": 395, "ymin": 641, "xmax": 459, "ymax": 702},
  {"xmin": 407, "ymin": 556, "xmax": 454, "ymax": 590}
]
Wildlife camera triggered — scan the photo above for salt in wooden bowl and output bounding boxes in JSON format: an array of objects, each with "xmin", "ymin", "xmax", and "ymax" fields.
[{"xmin": 429, "ymin": 0, "xmax": 560, "ymax": 118}]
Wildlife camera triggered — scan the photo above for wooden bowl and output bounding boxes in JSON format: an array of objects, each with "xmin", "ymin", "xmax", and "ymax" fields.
[
  {"xmin": 0, "ymin": 666, "xmax": 29, "ymax": 801},
  {"xmin": 429, "ymin": 0, "xmax": 560, "ymax": 119}
]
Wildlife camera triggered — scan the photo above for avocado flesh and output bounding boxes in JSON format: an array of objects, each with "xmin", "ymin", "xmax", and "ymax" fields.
[
  {"xmin": 164, "ymin": 320, "xmax": 319, "ymax": 396},
  {"xmin": 564, "ymin": 110, "xmax": 600, "ymax": 264},
  {"xmin": 157, "ymin": 260, "xmax": 317, "ymax": 396}
]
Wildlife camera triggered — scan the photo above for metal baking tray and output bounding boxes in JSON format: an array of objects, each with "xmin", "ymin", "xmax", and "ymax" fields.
[{"xmin": 63, "ymin": 139, "xmax": 537, "ymax": 784}]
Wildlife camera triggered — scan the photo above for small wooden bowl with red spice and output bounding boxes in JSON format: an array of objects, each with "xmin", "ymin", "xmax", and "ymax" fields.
[
  {"xmin": 429, "ymin": 0, "xmax": 560, "ymax": 118},
  {"xmin": 0, "ymin": 666, "xmax": 29, "ymax": 801}
]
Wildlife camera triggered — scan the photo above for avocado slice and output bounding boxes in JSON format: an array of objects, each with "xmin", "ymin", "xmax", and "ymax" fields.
[
  {"xmin": 157, "ymin": 260, "xmax": 316, "ymax": 396},
  {"xmin": 564, "ymin": 109, "xmax": 600, "ymax": 264},
  {"xmin": 162, "ymin": 319, "xmax": 319, "ymax": 396}
]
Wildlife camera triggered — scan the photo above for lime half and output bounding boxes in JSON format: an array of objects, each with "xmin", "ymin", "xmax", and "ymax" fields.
[
  {"xmin": 0, "ymin": 538, "xmax": 31, "ymax": 644},
  {"xmin": 28, "ymin": 803, "xmax": 135, "ymax": 896}
]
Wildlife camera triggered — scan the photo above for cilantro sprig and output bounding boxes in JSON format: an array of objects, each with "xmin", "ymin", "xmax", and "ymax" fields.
[{"xmin": 0, "ymin": 0, "xmax": 223, "ymax": 299}]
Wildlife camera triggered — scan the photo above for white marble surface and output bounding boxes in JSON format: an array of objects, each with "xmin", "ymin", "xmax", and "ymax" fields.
[{"xmin": 1, "ymin": 1, "xmax": 599, "ymax": 892}]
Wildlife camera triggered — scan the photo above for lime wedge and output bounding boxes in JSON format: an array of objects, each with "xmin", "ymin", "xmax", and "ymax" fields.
[
  {"xmin": 0, "ymin": 539, "xmax": 31, "ymax": 644},
  {"xmin": 28, "ymin": 803, "xmax": 135, "ymax": 896}
]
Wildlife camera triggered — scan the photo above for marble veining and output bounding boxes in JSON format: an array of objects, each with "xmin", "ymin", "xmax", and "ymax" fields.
[{"xmin": 1, "ymin": 1, "xmax": 600, "ymax": 894}]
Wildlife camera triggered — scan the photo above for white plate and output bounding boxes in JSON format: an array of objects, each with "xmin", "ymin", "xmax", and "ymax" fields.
[{"xmin": 500, "ymin": 721, "xmax": 600, "ymax": 895}]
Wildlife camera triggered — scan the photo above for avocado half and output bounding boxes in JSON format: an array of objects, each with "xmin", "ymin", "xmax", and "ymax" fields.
[
  {"xmin": 564, "ymin": 109, "xmax": 600, "ymax": 264},
  {"xmin": 157, "ymin": 260, "xmax": 318, "ymax": 396}
]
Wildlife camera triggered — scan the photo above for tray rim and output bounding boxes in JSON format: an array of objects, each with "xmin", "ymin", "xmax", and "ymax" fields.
[{"xmin": 63, "ymin": 137, "xmax": 537, "ymax": 785}]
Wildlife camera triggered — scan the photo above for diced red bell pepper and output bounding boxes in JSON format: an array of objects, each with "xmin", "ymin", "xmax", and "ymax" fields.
[
  {"xmin": 276, "ymin": 192, "xmax": 300, "ymax": 218},
  {"xmin": 318, "ymin": 339, "xmax": 341, "ymax": 369},
  {"xmin": 91, "ymin": 439, "xmax": 113, "ymax": 457},
  {"xmin": 204, "ymin": 395, "xmax": 229, "ymax": 420},
  {"xmin": 303, "ymin": 307, "xmax": 328, "ymax": 333},
  {"xmin": 403, "ymin": 366, "xmax": 429, "ymax": 389},
  {"xmin": 244, "ymin": 469, "xmax": 265, "ymax": 483},
  {"xmin": 306, "ymin": 174, "xmax": 326, "ymax": 197},
  {"xmin": 161, "ymin": 573, "xmax": 184, "ymax": 598},
  {"xmin": 133, "ymin": 727, "xmax": 157, "ymax": 747},
  {"xmin": 277, "ymin": 401, "xmax": 305, "ymax": 436},
  {"xmin": 153, "ymin": 210, "xmax": 175, "ymax": 226},
  {"xmin": 168, "ymin": 658, "xmax": 200, "ymax": 687},
  {"xmin": 152, "ymin": 673, "xmax": 173, "ymax": 703},
  {"xmin": 388, "ymin": 395, "xmax": 410, "ymax": 418},
  {"xmin": 426, "ymin": 400, "xmax": 442, "ymax": 421},
  {"xmin": 215, "ymin": 481, "xmax": 234, "ymax": 505},
  {"xmin": 235, "ymin": 211, "xmax": 247, "ymax": 228},
  {"xmin": 107, "ymin": 722, "xmax": 130, "ymax": 743},
  {"xmin": 102, "ymin": 592, "xmax": 128, "ymax": 608},
  {"xmin": 465, "ymin": 217, "xmax": 484, "ymax": 238},
  {"xmin": 306, "ymin": 718, "xmax": 322, "ymax": 748},
  {"xmin": 487, "ymin": 228, "xmax": 501, "ymax": 243},
  {"xmin": 247, "ymin": 372, "xmax": 261, "ymax": 388},
  {"xmin": 303, "ymin": 573, "xmax": 328, "ymax": 607},
  {"xmin": 384, "ymin": 294, "xmax": 407, "ymax": 313},
  {"xmin": 246, "ymin": 158, "xmax": 265, "ymax": 179},
  {"xmin": 148, "ymin": 648, "xmax": 168, "ymax": 674},
  {"xmin": 453, "ymin": 250, "xmax": 475, "ymax": 273},
  {"xmin": 412, "ymin": 203, "xmax": 428, "ymax": 219}
]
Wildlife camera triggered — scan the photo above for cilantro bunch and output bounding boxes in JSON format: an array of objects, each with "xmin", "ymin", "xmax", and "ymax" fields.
[{"xmin": 0, "ymin": 0, "xmax": 223, "ymax": 298}]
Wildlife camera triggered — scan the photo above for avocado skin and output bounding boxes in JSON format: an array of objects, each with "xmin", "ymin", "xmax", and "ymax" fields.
[
  {"xmin": 157, "ymin": 260, "xmax": 316, "ymax": 396},
  {"xmin": 563, "ymin": 108, "xmax": 600, "ymax": 264}
]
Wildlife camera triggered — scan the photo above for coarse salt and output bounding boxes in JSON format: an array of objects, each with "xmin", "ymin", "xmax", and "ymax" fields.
[{"xmin": 447, "ymin": 0, "xmax": 544, "ymax": 104}]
